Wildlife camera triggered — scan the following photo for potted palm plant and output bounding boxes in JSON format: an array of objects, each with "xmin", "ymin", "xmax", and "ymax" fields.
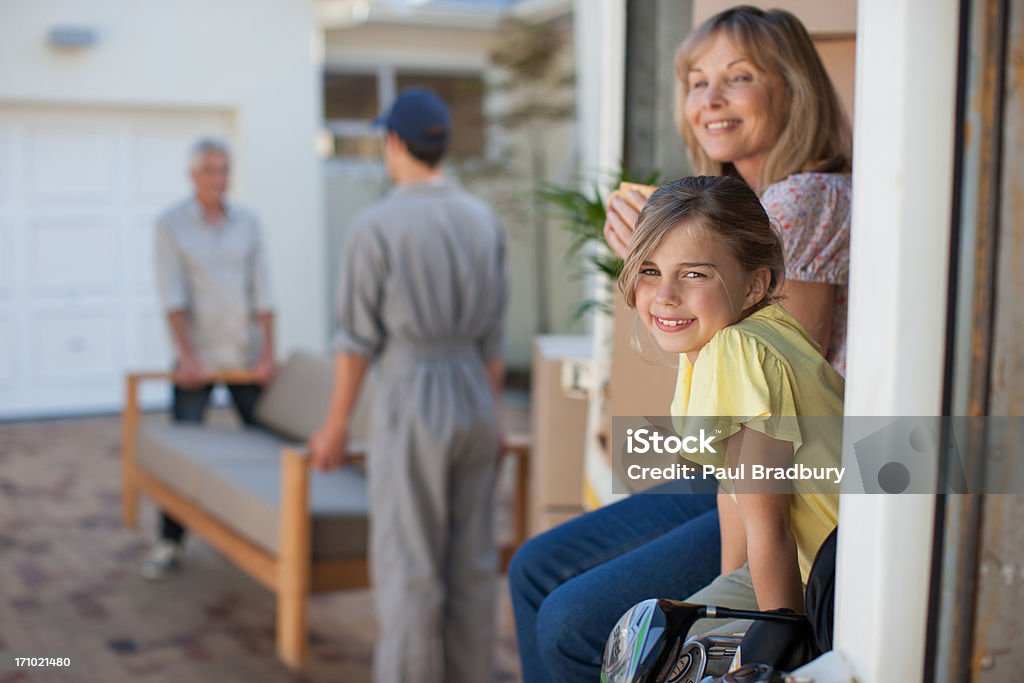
[{"xmin": 538, "ymin": 167, "xmax": 659, "ymax": 320}]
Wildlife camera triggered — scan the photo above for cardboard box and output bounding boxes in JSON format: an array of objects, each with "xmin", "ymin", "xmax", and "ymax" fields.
[{"xmin": 529, "ymin": 335, "xmax": 591, "ymax": 535}]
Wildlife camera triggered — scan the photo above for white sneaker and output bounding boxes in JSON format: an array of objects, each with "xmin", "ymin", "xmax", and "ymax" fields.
[{"xmin": 140, "ymin": 540, "xmax": 183, "ymax": 581}]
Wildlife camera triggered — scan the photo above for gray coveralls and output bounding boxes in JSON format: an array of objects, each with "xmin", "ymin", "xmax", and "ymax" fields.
[{"xmin": 333, "ymin": 178, "xmax": 507, "ymax": 683}]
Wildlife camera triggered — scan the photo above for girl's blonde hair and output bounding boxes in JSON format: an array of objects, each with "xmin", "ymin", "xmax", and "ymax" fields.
[
  {"xmin": 619, "ymin": 175, "xmax": 785, "ymax": 312},
  {"xmin": 674, "ymin": 5, "xmax": 852, "ymax": 193}
]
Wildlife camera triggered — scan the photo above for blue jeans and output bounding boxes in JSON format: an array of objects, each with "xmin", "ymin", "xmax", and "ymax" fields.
[
  {"xmin": 160, "ymin": 382, "xmax": 263, "ymax": 543},
  {"xmin": 508, "ymin": 484, "xmax": 720, "ymax": 683}
]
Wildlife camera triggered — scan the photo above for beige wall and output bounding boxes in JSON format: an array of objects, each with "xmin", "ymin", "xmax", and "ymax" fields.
[
  {"xmin": 815, "ymin": 37, "xmax": 856, "ymax": 121},
  {"xmin": 693, "ymin": 0, "xmax": 856, "ymax": 34}
]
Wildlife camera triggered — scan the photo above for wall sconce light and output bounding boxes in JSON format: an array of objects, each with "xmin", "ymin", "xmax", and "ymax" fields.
[{"xmin": 48, "ymin": 25, "xmax": 99, "ymax": 49}]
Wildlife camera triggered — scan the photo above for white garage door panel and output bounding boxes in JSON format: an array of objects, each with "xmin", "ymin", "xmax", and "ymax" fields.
[
  {"xmin": 0, "ymin": 216, "xmax": 11, "ymax": 294},
  {"xmin": 130, "ymin": 131, "xmax": 200, "ymax": 202},
  {"xmin": 29, "ymin": 217, "xmax": 118, "ymax": 293},
  {"xmin": 131, "ymin": 306, "xmax": 175, "ymax": 407},
  {"xmin": 126, "ymin": 208, "xmax": 161, "ymax": 290},
  {"xmin": 0, "ymin": 127, "xmax": 13, "ymax": 199},
  {"xmin": 0, "ymin": 311, "xmax": 15, "ymax": 387},
  {"xmin": 25, "ymin": 127, "xmax": 117, "ymax": 202},
  {"xmin": 129, "ymin": 305, "xmax": 173, "ymax": 405},
  {"xmin": 30, "ymin": 308, "xmax": 120, "ymax": 384},
  {"xmin": 131, "ymin": 306, "xmax": 172, "ymax": 368},
  {"xmin": 0, "ymin": 105, "xmax": 232, "ymax": 418}
]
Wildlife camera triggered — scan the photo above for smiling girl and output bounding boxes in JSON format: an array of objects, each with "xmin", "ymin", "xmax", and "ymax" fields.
[{"xmin": 621, "ymin": 174, "xmax": 843, "ymax": 631}]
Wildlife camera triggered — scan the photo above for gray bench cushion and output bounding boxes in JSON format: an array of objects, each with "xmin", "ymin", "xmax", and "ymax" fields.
[
  {"xmin": 137, "ymin": 419, "xmax": 368, "ymax": 561},
  {"xmin": 252, "ymin": 351, "xmax": 372, "ymax": 446},
  {"xmin": 252, "ymin": 351, "xmax": 334, "ymax": 442}
]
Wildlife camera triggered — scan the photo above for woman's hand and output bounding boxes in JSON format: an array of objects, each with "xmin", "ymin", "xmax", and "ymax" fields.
[{"xmin": 603, "ymin": 189, "xmax": 649, "ymax": 259}]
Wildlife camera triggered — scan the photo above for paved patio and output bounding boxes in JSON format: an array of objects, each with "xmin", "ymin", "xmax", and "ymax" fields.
[{"xmin": 0, "ymin": 412, "xmax": 524, "ymax": 683}]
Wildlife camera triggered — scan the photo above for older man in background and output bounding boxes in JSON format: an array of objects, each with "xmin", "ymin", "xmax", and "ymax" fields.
[{"xmin": 142, "ymin": 138, "xmax": 276, "ymax": 580}]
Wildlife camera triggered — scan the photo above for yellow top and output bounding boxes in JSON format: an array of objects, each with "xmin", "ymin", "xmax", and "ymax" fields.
[{"xmin": 671, "ymin": 303, "xmax": 844, "ymax": 582}]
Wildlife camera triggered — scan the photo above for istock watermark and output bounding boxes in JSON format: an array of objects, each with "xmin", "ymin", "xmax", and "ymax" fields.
[
  {"xmin": 609, "ymin": 416, "xmax": 1024, "ymax": 495},
  {"xmin": 625, "ymin": 427, "xmax": 718, "ymax": 455}
]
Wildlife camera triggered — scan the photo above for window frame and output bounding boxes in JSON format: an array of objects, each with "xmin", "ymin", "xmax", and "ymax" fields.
[{"xmin": 322, "ymin": 64, "xmax": 486, "ymax": 162}]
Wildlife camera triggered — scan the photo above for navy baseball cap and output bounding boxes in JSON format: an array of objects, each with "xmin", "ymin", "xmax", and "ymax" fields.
[{"xmin": 374, "ymin": 87, "xmax": 451, "ymax": 149}]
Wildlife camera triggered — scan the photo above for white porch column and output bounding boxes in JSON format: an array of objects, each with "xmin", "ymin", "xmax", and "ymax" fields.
[
  {"xmin": 573, "ymin": 0, "xmax": 628, "ymax": 507},
  {"xmin": 835, "ymin": 0, "xmax": 960, "ymax": 681}
]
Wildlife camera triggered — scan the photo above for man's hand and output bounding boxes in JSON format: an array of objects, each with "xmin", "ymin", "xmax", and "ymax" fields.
[
  {"xmin": 251, "ymin": 354, "xmax": 277, "ymax": 385},
  {"xmin": 495, "ymin": 416, "xmax": 508, "ymax": 461},
  {"xmin": 308, "ymin": 424, "xmax": 348, "ymax": 471},
  {"xmin": 174, "ymin": 354, "xmax": 208, "ymax": 389}
]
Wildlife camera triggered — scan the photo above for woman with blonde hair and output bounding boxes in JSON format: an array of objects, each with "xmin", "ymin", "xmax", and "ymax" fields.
[
  {"xmin": 608, "ymin": 4, "xmax": 852, "ymax": 373},
  {"xmin": 509, "ymin": 7, "xmax": 852, "ymax": 682}
]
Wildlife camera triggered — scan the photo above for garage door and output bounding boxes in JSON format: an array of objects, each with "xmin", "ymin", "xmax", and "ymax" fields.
[{"xmin": 0, "ymin": 106, "xmax": 232, "ymax": 419}]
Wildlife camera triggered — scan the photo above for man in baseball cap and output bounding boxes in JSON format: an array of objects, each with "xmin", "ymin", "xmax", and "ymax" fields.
[
  {"xmin": 311, "ymin": 87, "xmax": 507, "ymax": 683},
  {"xmin": 373, "ymin": 86, "xmax": 451, "ymax": 160}
]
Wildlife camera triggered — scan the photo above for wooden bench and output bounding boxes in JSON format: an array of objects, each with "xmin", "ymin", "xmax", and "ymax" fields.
[{"xmin": 120, "ymin": 351, "xmax": 530, "ymax": 669}]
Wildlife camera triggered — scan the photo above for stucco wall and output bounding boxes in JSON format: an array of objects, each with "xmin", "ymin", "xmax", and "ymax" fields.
[{"xmin": 324, "ymin": 24, "xmax": 496, "ymax": 70}]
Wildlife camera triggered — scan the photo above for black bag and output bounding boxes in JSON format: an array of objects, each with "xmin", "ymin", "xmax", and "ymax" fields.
[
  {"xmin": 804, "ymin": 526, "xmax": 838, "ymax": 653},
  {"xmin": 734, "ymin": 526, "xmax": 839, "ymax": 670}
]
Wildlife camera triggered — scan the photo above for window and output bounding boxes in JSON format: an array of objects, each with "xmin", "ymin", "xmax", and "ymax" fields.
[
  {"xmin": 324, "ymin": 73, "xmax": 379, "ymax": 120},
  {"xmin": 323, "ymin": 67, "xmax": 485, "ymax": 161},
  {"xmin": 395, "ymin": 73, "xmax": 485, "ymax": 159}
]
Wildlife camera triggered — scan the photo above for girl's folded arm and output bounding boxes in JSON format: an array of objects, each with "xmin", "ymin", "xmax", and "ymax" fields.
[
  {"xmin": 740, "ymin": 494, "xmax": 804, "ymax": 611},
  {"xmin": 718, "ymin": 490, "xmax": 747, "ymax": 574},
  {"xmin": 729, "ymin": 426, "xmax": 805, "ymax": 611}
]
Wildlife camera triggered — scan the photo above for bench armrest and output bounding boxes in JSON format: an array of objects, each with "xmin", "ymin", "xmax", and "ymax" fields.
[
  {"xmin": 126, "ymin": 368, "xmax": 260, "ymax": 387},
  {"xmin": 123, "ymin": 368, "xmax": 262, "ymax": 428},
  {"xmin": 503, "ymin": 433, "xmax": 531, "ymax": 546},
  {"xmin": 278, "ymin": 445, "xmax": 367, "ymax": 467},
  {"xmin": 121, "ymin": 368, "xmax": 261, "ymax": 524}
]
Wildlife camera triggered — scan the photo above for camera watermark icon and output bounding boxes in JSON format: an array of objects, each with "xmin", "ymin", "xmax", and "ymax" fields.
[{"xmin": 851, "ymin": 417, "xmax": 969, "ymax": 494}]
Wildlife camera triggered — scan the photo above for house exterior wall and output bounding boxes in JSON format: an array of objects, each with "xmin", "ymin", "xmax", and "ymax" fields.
[
  {"xmin": 324, "ymin": 24, "xmax": 496, "ymax": 69},
  {"xmin": 0, "ymin": 0, "xmax": 327, "ymax": 366}
]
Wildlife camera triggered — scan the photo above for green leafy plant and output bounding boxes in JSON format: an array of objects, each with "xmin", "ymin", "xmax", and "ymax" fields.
[{"xmin": 539, "ymin": 167, "xmax": 660, "ymax": 320}]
